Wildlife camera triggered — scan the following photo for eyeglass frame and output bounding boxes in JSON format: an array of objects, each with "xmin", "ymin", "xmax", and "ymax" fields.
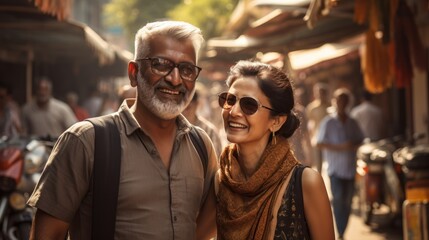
[
  {"xmin": 135, "ymin": 57, "xmax": 202, "ymax": 82},
  {"xmin": 218, "ymin": 91, "xmax": 278, "ymax": 115}
]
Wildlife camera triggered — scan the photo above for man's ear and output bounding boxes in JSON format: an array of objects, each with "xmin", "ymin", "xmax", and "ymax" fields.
[
  {"xmin": 128, "ymin": 61, "xmax": 138, "ymax": 87},
  {"xmin": 271, "ymin": 115, "xmax": 287, "ymax": 132}
]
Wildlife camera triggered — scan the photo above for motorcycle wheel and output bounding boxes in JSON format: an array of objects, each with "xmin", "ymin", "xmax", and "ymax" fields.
[
  {"xmin": 358, "ymin": 178, "xmax": 373, "ymax": 225},
  {"xmin": 17, "ymin": 222, "xmax": 31, "ymax": 240},
  {"xmin": 361, "ymin": 203, "xmax": 373, "ymax": 225},
  {"xmin": 383, "ymin": 185, "xmax": 403, "ymax": 228}
]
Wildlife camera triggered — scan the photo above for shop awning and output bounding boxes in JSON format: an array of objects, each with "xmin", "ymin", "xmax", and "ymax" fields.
[
  {"xmin": 0, "ymin": 0, "xmax": 130, "ymax": 67},
  {"xmin": 0, "ymin": 0, "xmax": 132, "ymax": 103},
  {"xmin": 204, "ymin": 0, "xmax": 365, "ymax": 60},
  {"xmin": 288, "ymin": 41, "xmax": 361, "ymax": 70}
]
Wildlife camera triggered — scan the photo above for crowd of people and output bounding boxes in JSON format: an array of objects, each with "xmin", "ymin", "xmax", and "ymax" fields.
[
  {"xmin": 0, "ymin": 20, "xmax": 387, "ymax": 240},
  {"xmin": 0, "ymin": 77, "xmax": 138, "ymax": 141}
]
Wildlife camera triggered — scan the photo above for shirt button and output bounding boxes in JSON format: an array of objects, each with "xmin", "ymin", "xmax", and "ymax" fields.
[{"xmin": 174, "ymin": 216, "xmax": 177, "ymax": 222}]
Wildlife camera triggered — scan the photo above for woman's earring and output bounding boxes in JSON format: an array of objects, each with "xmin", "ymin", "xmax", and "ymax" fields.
[{"xmin": 272, "ymin": 131, "xmax": 277, "ymax": 145}]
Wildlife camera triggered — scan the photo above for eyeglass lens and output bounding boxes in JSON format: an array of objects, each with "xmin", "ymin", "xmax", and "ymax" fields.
[
  {"xmin": 148, "ymin": 57, "xmax": 200, "ymax": 81},
  {"xmin": 218, "ymin": 92, "xmax": 260, "ymax": 115}
]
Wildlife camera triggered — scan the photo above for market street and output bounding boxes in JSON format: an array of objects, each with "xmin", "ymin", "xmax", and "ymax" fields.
[{"xmin": 320, "ymin": 163, "xmax": 404, "ymax": 240}]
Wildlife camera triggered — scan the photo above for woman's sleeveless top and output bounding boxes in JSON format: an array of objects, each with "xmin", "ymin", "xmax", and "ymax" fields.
[{"xmin": 274, "ymin": 165, "xmax": 311, "ymax": 239}]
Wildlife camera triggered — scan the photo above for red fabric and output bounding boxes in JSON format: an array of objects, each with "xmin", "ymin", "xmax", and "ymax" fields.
[
  {"xmin": 393, "ymin": 1, "xmax": 426, "ymax": 88},
  {"xmin": 72, "ymin": 106, "xmax": 90, "ymax": 121}
]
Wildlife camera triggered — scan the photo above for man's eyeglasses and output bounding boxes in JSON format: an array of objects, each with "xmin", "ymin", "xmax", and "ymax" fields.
[
  {"xmin": 218, "ymin": 92, "xmax": 277, "ymax": 115},
  {"xmin": 136, "ymin": 57, "xmax": 202, "ymax": 82}
]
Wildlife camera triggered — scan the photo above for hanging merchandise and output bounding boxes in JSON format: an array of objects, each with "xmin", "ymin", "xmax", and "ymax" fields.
[
  {"xmin": 358, "ymin": 0, "xmax": 397, "ymax": 93},
  {"xmin": 354, "ymin": 0, "xmax": 368, "ymax": 24},
  {"xmin": 361, "ymin": 30, "xmax": 393, "ymax": 93},
  {"xmin": 355, "ymin": 0, "xmax": 426, "ymax": 93},
  {"xmin": 393, "ymin": 1, "xmax": 427, "ymax": 88}
]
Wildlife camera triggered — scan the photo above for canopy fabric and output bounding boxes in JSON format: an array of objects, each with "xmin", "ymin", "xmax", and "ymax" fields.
[
  {"xmin": 34, "ymin": 0, "xmax": 72, "ymax": 20},
  {"xmin": 205, "ymin": 0, "xmax": 364, "ymax": 60},
  {"xmin": 0, "ymin": 0, "xmax": 131, "ymax": 104},
  {"xmin": 288, "ymin": 42, "xmax": 360, "ymax": 70},
  {"xmin": 0, "ymin": 0, "xmax": 131, "ymax": 67}
]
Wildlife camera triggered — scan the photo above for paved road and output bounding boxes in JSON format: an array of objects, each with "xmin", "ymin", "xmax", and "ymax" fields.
[
  {"xmin": 320, "ymin": 163, "xmax": 404, "ymax": 240},
  {"xmin": 343, "ymin": 198, "xmax": 403, "ymax": 240}
]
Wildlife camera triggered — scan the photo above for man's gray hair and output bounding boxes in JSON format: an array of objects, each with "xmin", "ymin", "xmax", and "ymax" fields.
[{"xmin": 134, "ymin": 21, "xmax": 204, "ymax": 61}]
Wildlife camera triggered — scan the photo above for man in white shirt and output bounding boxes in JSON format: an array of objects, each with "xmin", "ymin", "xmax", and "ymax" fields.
[
  {"xmin": 350, "ymin": 90, "xmax": 384, "ymax": 141},
  {"xmin": 22, "ymin": 77, "xmax": 77, "ymax": 138},
  {"xmin": 305, "ymin": 83, "xmax": 330, "ymax": 172}
]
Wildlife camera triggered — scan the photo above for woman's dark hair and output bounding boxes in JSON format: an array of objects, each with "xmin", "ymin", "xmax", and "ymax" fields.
[{"xmin": 226, "ymin": 60, "xmax": 300, "ymax": 139}]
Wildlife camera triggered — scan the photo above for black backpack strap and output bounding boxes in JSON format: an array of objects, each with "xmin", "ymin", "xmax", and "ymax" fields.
[
  {"xmin": 294, "ymin": 164, "xmax": 309, "ymax": 225},
  {"xmin": 189, "ymin": 126, "xmax": 208, "ymax": 178},
  {"xmin": 86, "ymin": 115, "xmax": 121, "ymax": 240}
]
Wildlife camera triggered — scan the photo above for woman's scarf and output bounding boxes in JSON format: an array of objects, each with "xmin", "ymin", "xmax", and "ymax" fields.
[{"xmin": 216, "ymin": 137, "xmax": 299, "ymax": 240}]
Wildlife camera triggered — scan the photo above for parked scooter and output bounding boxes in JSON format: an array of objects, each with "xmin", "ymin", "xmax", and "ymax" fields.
[
  {"xmin": 356, "ymin": 136, "xmax": 405, "ymax": 225},
  {"xmin": 0, "ymin": 136, "xmax": 53, "ymax": 240},
  {"xmin": 393, "ymin": 141, "xmax": 429, "ymax": 240}
]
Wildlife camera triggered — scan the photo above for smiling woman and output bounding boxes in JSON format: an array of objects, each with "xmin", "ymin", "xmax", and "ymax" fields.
[{"xmin": 215, "ymin": 60, "xmax": 335, "ymax": 240}]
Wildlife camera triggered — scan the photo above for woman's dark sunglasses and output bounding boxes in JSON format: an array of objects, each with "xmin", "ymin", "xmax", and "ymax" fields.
[
  {"xmin": 136, "ymin": 57, "xmax": 202, "ymax": 82},
  {"xmin": 218, "ymin": 92, "xmax": 277, "ymax": 115}
]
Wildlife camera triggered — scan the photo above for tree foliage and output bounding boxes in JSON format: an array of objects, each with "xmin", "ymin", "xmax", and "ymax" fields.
[
  {"xmin": 167, "ymin": 0, "xmax": 238, "ymax": 39},
  {"xmin": 103, "ymin": 0, "xmax": 238, "ymax": 49},
  {"xmin": 103, "ymin": 0, "xmax": 182, "ymax": 43}
]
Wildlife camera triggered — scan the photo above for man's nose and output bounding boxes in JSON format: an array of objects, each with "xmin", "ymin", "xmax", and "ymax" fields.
[{"xmin": 165, "ymin": 67, "xmax": 182, "ymax": 86}]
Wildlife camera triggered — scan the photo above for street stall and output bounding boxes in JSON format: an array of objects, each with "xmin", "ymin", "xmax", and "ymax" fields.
[
  {"xmin": 203, "ymin": 0, "xmax": 429, "ymax": 142},
  {"xmin": 0, "ymin": 0, "xmax": 131, "ymax": 105}
]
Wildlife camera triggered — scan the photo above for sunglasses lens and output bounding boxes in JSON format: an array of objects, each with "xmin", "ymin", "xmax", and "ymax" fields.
[
  {"xmin": 218, "ymin": 92, "xmax": 236, "ymax": 109},
  {"xmin": 240, "ymin": 97, "xmax": 259, "ymax": 115},
  {"xmin": 218, "ymin": 92, "xmax": 261, "ymax": 115}
]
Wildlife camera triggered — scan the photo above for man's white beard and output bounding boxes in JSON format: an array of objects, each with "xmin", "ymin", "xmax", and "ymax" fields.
[
  {"xmin": 149, "ymin": 97, "xmax": 187, "ymax": 120},
  {"xmin": 137, "ymin": 76, "xmax": 193, "ymax": 120}
]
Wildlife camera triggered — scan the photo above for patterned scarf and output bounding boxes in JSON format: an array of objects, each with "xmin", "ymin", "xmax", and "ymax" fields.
[{"xmin": 216, "ymin": 137, "xmax": 299, "ymax": 240}]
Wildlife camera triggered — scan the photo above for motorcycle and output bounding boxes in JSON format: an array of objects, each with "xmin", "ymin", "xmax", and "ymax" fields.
[
  {"xmin": 0, "ymin": 136, "xmax": 53, "ymax": 240},
  {"xmin": 356, "ymin": 136, "xmax": 405, "ymax": 225},
  {"xmin": 393, "ymin": 141, "xmax": 429, "ymax": 240}
]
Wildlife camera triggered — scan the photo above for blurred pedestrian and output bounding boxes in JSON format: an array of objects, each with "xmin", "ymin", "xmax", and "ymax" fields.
[
  {"xmin": 216, "ymin": 60, "xmax": 334, "ymax": 240},
  {"xmin": 27, "ymin": 20, "xmax": 217, "ymax": 240},
  {"xmin": 118, "ymin": 84, "xmax": 136, "ymax": 103},
  {"xmin": 0, "ymin": 82, "xmax": 22, "ymax": 138},
  {"xmin": 350, "ymin": 90, "xmax": 384, "ymax": 141},
  {"xmin": 289, "ymin": 87, "xmax": 312, "ymax": 166},
  {"xmin": 316, "ymin": 88, "xmax": 364, "ymax": 240},
  {"xmin": 305, "ymin": 82, "xmax": 330, "ymax": 172},
  {"xmin": 83, "ymin": 85, "xmax": 103, "ymax": 117},
  {"xmin": 22, "ymin": 77, "xmax": 77, "ymax": 138},
  {"xmin": 66, "ymin": 91, "xmax": 90, "ymax": 121},
  {"xmin": 182, "ymin": 84, "xmax": 224, "ymax": 156},
  {"xmin": 98, "ymin": 93, "xmax": 119, "ymax": 116}
]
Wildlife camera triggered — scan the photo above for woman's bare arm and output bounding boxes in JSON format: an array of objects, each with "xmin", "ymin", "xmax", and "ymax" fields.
[{"xmin": 302, "ymin": 168, "xmax": 335, "ymax": 240}]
